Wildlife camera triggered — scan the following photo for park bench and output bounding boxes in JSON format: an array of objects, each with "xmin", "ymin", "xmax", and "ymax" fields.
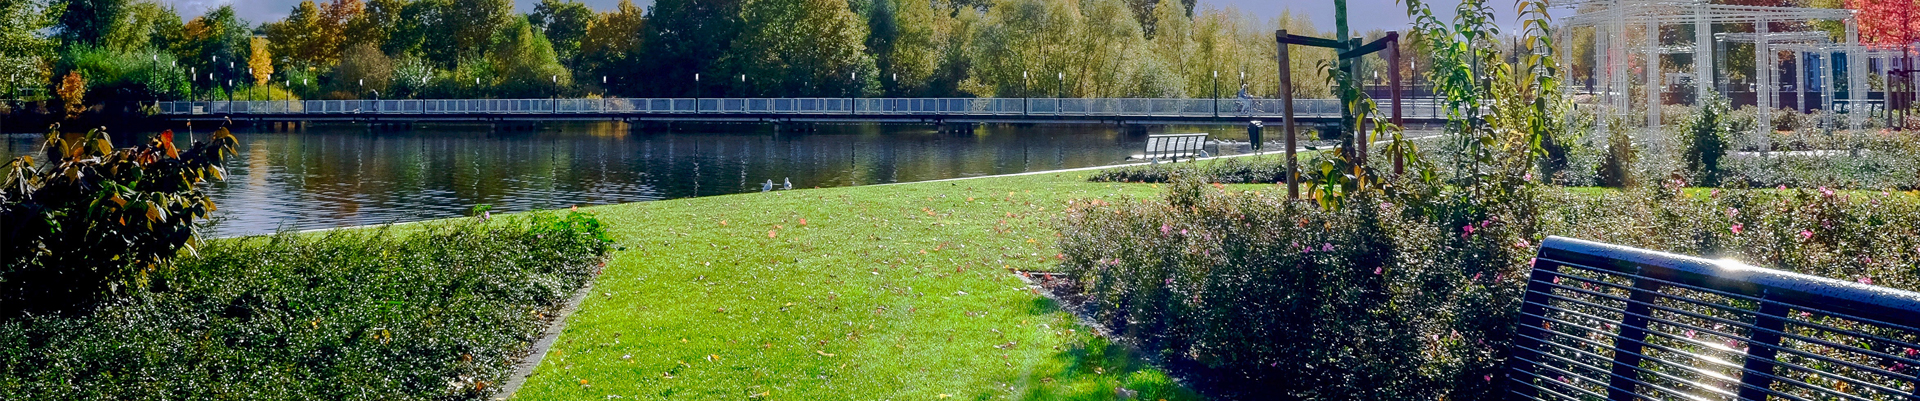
[
  {"xmin": 1508, "ymin": 236, "xmax": 1920, "ymax": 401},
  {"xmin": 1138, "ymin": 133, "xmax": 1210, "ymax": 162}
]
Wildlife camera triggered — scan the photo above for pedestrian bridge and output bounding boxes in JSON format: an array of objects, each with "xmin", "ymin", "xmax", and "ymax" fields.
[{"xmin": 158, "ymin": 97, "xmax": 1449, "ymax": 125}]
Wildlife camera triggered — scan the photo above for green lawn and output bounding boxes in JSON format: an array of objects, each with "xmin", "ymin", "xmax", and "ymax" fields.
[{"xmin": 513, "ymin": 173, "xmax": 1205, "ymax": 400}]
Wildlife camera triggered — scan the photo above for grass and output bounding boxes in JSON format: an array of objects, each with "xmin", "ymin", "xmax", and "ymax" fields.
[{"xmin": 512, "ymin": 173, "xmax": 1206, "ymax": 400}]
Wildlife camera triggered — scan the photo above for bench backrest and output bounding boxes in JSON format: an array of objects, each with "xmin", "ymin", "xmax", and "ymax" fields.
[
  {"xmin": 1145, "ymin": 133, "xmax": 1208, "ymax": 160},
  {"xmin": 1508, "ymin": 236, "xmax": 1920, "ymax": 401}
]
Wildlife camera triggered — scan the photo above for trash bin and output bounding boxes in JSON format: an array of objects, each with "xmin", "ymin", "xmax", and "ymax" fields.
[{"xmin": 1247, "ymin": 120, "xmax": 1264, "ymax": 151}]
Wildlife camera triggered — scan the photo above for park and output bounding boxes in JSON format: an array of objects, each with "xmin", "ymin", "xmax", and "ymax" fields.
[{"xmin": 3, "ymin": 0, "xmax": 1918, "ymax": 399}]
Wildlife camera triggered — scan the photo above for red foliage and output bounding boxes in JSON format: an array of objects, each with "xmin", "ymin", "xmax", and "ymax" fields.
[{"xmin": 1848, "ymin": 0, "xmax": 1918, "ymax": 50}]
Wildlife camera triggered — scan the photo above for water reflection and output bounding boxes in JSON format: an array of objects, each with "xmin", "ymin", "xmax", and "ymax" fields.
[{"xmin": 5, "ymin": 122, "xmax": 1260, "ymax": 236}]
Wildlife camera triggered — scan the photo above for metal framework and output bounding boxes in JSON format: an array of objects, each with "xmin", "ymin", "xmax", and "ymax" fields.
[{"xmin": 1558, "ymin": 0, "xmax": 1872, "ymax": 146}]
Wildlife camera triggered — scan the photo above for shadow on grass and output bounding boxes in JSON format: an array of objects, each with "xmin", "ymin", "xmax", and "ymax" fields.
[{"xmin": 1003, "ymin": 293, "xmax": 1203, "ymax": 400}]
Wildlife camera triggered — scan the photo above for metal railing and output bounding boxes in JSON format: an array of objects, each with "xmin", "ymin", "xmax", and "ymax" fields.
[
  {"xmin": 1509, "ymin": 236, "xmax": 1920, "ymax": 401},
  {"xmin": 154, "ymin": 97, "xmax": 1449, "ymax": 120}
]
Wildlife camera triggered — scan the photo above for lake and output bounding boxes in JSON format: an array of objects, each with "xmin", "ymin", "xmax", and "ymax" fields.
[{"xmin": 5, "ymin": 122, "xmax": 1272, "ymax": 236}]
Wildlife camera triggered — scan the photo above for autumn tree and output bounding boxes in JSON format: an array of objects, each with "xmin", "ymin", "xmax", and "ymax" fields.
[
  {"xmin": 57, "ymin": 71, "xmax": 85, "ymax": 119},
  {"xmin": 249, "ymin": 37, "xmax": 273, "ymax": 85},
  {"xmin": 490, "ymin": 16, "xmax": 572, "ymax": 97},
  {"xmin": 175, "ymin": 6, "xmax": 251, "ymax": 92},
  {"xmin": 329, "ymin": 42, "xmax": 392, "ymax": 98},
  {"xmin": 263, "ymin": 1, "xmax": 325, "ymax": 68}
]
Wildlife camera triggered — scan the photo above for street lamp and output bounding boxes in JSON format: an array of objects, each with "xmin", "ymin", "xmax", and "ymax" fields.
[
  {"xmin": 1023, "ymin": 70, "xmax": 1029, "ymax": 115},
  {"xmin": 1213, "ymin": 70, "xmax": 1220, "ymax": 117},
  {"xmin": 694, "ymin": 73, "xmax": 701, "ymax": 113}
]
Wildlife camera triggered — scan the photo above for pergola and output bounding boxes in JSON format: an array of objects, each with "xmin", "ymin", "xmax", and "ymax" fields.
[{"xmin": 1558, "ymin": 0, "xmax": 1866, "ymax": 144}]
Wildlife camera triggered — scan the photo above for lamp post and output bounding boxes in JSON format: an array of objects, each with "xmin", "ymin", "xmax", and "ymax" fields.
[
  {"xmin": 694, "ymin": 73, "xmax": 701, "ymax": 113},
  {"xmin": 850, "ymin": 71, "xmax": 857, "ymax": 115},
  {"xmin": 1213, "ymin": 70, "xmax": 1220, "ymax": 117},
  {"xmin": 1023, "ymin": 70, "xmax": 1029, "ymax": 115}
]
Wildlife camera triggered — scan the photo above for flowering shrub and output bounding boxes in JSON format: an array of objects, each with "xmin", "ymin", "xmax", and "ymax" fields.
[
  {"xmin": 0, "ymin": 212, "xmax": 612, "ymax": 399},
  {"xmin": 1057, "ymin": 174, "xmax": 1541, "ymax": 399},
  {"xmin": 1057, "ymin": 175, "xmax": 1920, "ymax": 398}
]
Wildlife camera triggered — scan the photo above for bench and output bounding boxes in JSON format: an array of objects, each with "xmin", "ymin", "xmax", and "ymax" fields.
[
  {"xmin": 1138, "ymin": 133, "xmax": 1210, "ymax": 162},
  {"xmin": 1508, "ymin": 236, "xmax": 1920, "ymax": 401}
]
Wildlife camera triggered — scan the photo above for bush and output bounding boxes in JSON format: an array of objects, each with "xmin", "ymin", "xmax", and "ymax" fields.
[
  {"xmin": 1595, "ymin": 120, "xmax": 1635, "ymax": 188},
  {"xmin": 3, "ymin": 126, "xmax": 238, "ymax": 316},
  {"xmin": 1056, "ymin": 176, "xmax": 1538, "ymax": 399},
  {"xmin": 1087, "ymin": 156, "xmax": 1293, "ymax": 184},
  {"xmin": 0, "ymin": 212, "xmax": 613, "ymax": 399},
  {"xmin": 1055, "ymin": 178, "xmax": 1920, "ymax": 399},
  {"xmin": 1680, "ymin": 96, "xmax": 1730, "ymax": 186}
]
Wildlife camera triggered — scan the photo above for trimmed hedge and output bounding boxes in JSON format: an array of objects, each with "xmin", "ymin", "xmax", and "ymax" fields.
[{"xmin": 0, "ymin": 211, "xmax": 612, "ymax": 400}]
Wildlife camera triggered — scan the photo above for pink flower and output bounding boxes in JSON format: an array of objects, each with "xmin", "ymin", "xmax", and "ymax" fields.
[
  {"xmin": 1800, "ymin": 230, "xmax": 1814, "ymax": 241},
  {"xmin": 1857, "ymin": 276, "xmax": 1873, "ymax": 285},
  {"xmin": 1463, "ymin": 225, "xmax": 1476, "ymax": 235},
  {"xmin": 1523, "ymin": 172, "xmax": 1533, "ymax": 181},
  {"xmin": 1181, "ymin": 229, "xmax": 1188, "ymax": 235},
  {"xmin": 1160, "ymin": 224, "xmax": 1171, "ymax": 235},
  {"xmin": 1777, "ymin": 185, "xmax": 1788, "ymax": 191},
  {"xmin": 1374, "ymin": 266, "xmax": 1383, "ymax": 275},
  {"xmin": 1514, "ymin": 239, "xmax": 1531, "ymax": 249},
  {"xmin": 1473, "ymin": 272, "xmax": 1483, "ymax": 282},
  {"xmin": 1726, "ymin": 208, "xmax": 1739, "ymax": 218},
  {"xmin": 1730, "ymin": 224, "xmax": 1744, "ymax": 235},
  {"xmin": 1166, "ymin": 278, "xmax": 1175, "ymax": 285},
  {"xmin": 1711, "ymin": 189, "xmax": 1721, "ymax": 198},
  {"xmin": 1530, "ymin": 258, "xmax": 1537, "ymax": 267},
  {"xmin": 1819, "ymin": 187, "xmax": 1835, "ymax": 198},
  {"xmin": 1485, "ymin": 374, "xmax": 1494, "ymax": 382},
  {"xmin": 1322, "ymin": 243, "xmax": 1334, "ymax": 252},
  {"xmin": 1686, "ymin": 330, "xmax": 1697, "ymax": 339},
  {"xmin": 1906, "ymin": 348, "xmax": 1917, "ymax": 358}
]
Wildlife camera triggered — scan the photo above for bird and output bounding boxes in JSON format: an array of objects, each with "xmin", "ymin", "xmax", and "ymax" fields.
[
  {"xmin": 782, "ymin": 178, "xmax": 792, "ymax": 190},
  {"xmin": 762, "ymin": 180, "xmax": 774, "ymax": 192}
]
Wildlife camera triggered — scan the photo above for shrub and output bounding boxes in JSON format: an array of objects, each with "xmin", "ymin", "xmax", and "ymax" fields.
[
  {"xmin": 0, "ymin": 212, "xmax": 613, "ymax": 399},
  {"xmin": 1056, "ymin": 176, "xmax": 1539, "ymax": 399},
  {"xmin": 1056, "ymin": 179, "xmax": 1920, "ymax": 399},
  {"xmin": 1595, "ymin": 120, "xmax": 1635, "ymax": 188},
  {"xmin": 1680, "ymin": 95, "xmax": 1730, "ymax": 186},
  {"xmin": 3, "ymin": 126, "xmax": 238, "ymax": 316},
  {"xmin": 1087, "ymin": 156, "xmax": 1293, "ymax": 184}
]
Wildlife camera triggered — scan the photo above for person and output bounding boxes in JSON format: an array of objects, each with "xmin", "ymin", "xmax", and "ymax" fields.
[{"xmin": 1236, "ymin": 84, "xmax": 1253, "ymax": 116}]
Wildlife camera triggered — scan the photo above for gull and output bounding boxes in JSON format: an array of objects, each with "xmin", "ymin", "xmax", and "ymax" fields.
[
  {"xmin": 782, "ymin": 178, "xmax": 792, "ymax": 190},
  {"xmin": 762, "ymin": 180, "xmax": 774, "ymax": 192}
]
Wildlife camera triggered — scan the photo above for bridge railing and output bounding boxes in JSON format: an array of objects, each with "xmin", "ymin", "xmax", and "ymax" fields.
[{"xmin": 155, "ymin": 97, "xmax": 1450, "ymax": 120}]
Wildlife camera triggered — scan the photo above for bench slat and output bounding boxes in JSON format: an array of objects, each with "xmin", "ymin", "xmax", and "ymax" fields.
[{"xmin": 1508, "ymin": 236, "xmax": 1920, "ymax": 401}]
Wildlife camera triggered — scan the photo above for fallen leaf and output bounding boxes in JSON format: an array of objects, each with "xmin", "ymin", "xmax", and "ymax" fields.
[{"xmin": 816, "ymin": 350, "xmax": 835, "ymax": 357}]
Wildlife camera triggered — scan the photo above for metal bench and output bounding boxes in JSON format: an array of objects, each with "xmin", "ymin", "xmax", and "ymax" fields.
[
  {"xmin": 1508, "ymin": 236, "xmax": 1920, "ymax": 401},
  {"xmin": 1138, "ymin": 133, "xmax": 1210, "ymax": 162}
]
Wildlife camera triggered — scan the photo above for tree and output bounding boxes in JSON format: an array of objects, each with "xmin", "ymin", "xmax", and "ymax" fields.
[
  {"xmin": 421, "ymin": 0, "xmax": 513, "ymax": 68},
  {"xmin": 489, "ymin": 16, "xmax": 571, "ymax": 97},
  {"xmin": 101, "ymin": 0, "xmax": 180, "ymax": 53},
  {"xmin": 176, "ymin": 6, "xmax": 251, "ymax": 94},
  {"xmin": 1, "ymin": 0, "xmax": 57, "ymax": 97},
  {"xmin": 348, "ymin": 0, "xmax": 406, "ymax": 51},
  {"xmin": 639, "ymin": 0, "xmax": 745, "ymax": 96},
  {"xmin": 249, "ymin": 37, "xmax": 273, "ymax": 85},
  {"xmin": 578, "ymin": 0, "xmax": 645, "ymax": 94},
  {"xmin": 531, "ymin": 0, "xmax": 594, "ymax": 69},
  {"xmin": 1848, "ymin": 0, "xmax": 1916, "ymax": 48},
  {"xmin": 263, "ymin": 1, "xmax": 326, "ymax": 68},
  {"xmin": 733, "ymin": 0, "xmax": 880, "ymax": 97},
  {"xmin": 56, "ymin": 46, "xmax": 189, "ymax": 102},
  {"xmin": 330, "ymin": 42, "xmax": 392, "ymax": 98},
  {"xmin": 56, "ymin": 0, "xmax": 131, "ymax": 48},
  {"xmin": 57, "ymin": 71, "xmax": 85, "ymax": 119},
  {"xmin": 870, "ymin": 0, "xmax": 948, "ymax": 96}
]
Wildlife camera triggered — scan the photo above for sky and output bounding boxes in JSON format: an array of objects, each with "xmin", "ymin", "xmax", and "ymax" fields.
[{"xmin": 170, "ymin": 0, "xmax": 1524, "ymax": 35}]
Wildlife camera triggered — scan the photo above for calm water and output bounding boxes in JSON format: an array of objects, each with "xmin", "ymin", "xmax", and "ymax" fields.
[{"xmin": 6, "ymin": 122, "xmax": 1266, "ymax": 236}]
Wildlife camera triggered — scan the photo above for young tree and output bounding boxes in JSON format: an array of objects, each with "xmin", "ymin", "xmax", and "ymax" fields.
[
  {"xmin": 176, "ymin": 6, "xmax": 252, "ymax": 92},
  {"xmin": 733, "ymin": 0, "xmax": 880, "ymax": 97},
  {"xmin": 870, "ymin": 0, "xmax": 947, "ymax": 96},
  {"xmin": 249, "ymin": 37, "xmax": 273, "ymax": 85},
  {"xmin": 330, "ymin": 42, "xmax": 392, "ymax": 97},
  {"xmin": 349, "ymin": 0, "xmax": 406, "ymax": 52},
  {"xmin": 530, "ymin": 0, "xmax": 594, "ymax": 69},
  {"xmin": 101, "ymin": 0, "xmax": 179, "ymax": 53},
  {"xmin": 57, "ymin": 71, "xmax": 85, "ymax": 119}
]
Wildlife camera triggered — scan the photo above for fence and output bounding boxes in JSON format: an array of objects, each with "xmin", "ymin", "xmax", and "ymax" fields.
[
  {"xmin": 1509, "ymin": 236, "xmax": 1920, "ymax": 401},
  {"xmin": 154, "ymin": 97, "xmax": 1448, "ymax": 120}
]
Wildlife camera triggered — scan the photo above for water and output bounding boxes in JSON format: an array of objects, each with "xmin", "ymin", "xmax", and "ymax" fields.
[{"xmin": 6, "ymin": 122, "xmax": 1267, "ymax": 236}]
